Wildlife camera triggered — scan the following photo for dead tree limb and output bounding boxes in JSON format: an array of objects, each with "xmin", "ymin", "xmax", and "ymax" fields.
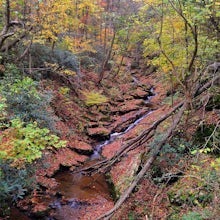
[
  {"xmin": 97, "ymin": 76, "xmax": 220, "ymax": 220},
  {"xmin": 78, "ymin": 101, "xmax": 184, "ymax": 174},
  {"xmin": 195, "ymin": 74, "xmax": 220, "ymax": 96},
  {"xmin": 96, "ymin": 102, "xmax": 187, "ymax": 220},
  {"xmin": 16, "ymin": 40, "xmax": 32, "ymax": 62},
  {"xmin": 94, "ymin": 73, "xmax": 220, "ymax": 220},
  {"xmin": 0, "ymin": 27, "xmax": 32, "ymax": 52},
  {"xmin": 79, "ymin": 73, "xmax": 219, "ymax": 176}
]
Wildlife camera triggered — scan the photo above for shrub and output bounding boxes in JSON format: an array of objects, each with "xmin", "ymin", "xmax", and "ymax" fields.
[
  {"xmin": 0, "ymin": 118, "xmax": 66, "ymax": 164},
  {"xmin": 182, "ymin": 212, "xmax": 203, "ymax": 220},
  {"xmin": 0, "ymin": 96, "xmax": 7, "ymax": 129},
  {"xmin": 193, "ymin": 124, "xmax": 220, "ymax": 154},
  {"xmin": 0, "ymin": 160, "xmax": 34, "ymax": 202},
  {"xmin": 83, "ymin": 90, "xmax": 108, "ymax": 106},
  {"xmin": 0, "ymin": 160, "xmax": 35, "ymax": 217},
  {"xmin": 0, "ymin": 75, "xmax": 56, "ymax": 130}
]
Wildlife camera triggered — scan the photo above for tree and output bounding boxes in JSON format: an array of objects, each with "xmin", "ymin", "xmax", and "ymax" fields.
[
  {"xmin": 0, "ymin": 0, "xmax": 31, "ymax": 53},
  {"xmin": 137, "ymin": 0, "xmax": 219, "ymax": 106}
]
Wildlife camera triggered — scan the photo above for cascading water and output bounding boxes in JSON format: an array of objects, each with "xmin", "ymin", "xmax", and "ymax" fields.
[
  {"xmin": 48, "ymin": 88, "xmax": 156, "ymax": 219},
  {"xmin": 91, "ymin": 87, "xmax": 155, "ymax": 159},
  {"xmin": 10, "ymin": 88, "xmax": 155, "ymax": 220}
]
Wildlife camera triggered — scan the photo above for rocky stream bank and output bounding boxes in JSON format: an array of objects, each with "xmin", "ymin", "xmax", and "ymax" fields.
[{"xmin": 11, "ymin": 59, "xmax": 170, "ymax": 220}]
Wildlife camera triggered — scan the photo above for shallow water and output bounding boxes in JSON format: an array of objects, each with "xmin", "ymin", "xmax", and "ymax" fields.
[
  {"xmin": 9, "ymin": 88, "xmax": 155, "ymax": 220},
  {"xmin": 49, "ymin": 88, "xmax": 155, "ymax": 219}
]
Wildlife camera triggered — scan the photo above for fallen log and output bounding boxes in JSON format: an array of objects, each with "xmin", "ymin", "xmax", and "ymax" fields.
[
  {"xmin": 96, "ymin": 102, "xmax": 187, "ymax": 220},
  {"xmin": 78, "ymin": 100, "xmax": 184, "ymax": 175},
  {"xmin": 95, "ymin": 73, "xmax": 220, "ymax": 219}
]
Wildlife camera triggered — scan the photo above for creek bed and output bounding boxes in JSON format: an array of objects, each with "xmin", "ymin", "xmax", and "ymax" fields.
[
  {"xmin": 9, "ymin": 89, "xmax": 155, "ymax": 220},
  {"xmin": 47, "ymin": 88, "xmax": 155, "ymax": 219}
]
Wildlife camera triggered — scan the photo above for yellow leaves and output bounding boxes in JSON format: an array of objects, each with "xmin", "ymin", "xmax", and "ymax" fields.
[
  {"xmin": 142, "ymin": 3, "xmax": 194, "ymax": 76},
  {"xmin": 64, "ymin": 38, "xmax": 96, "ymax": 54},
  {"xmin": 41, "ymin": 30, "xmax": 58, "ymax": 42},
  {"xmin": 0, "ymin": 128, "xmax": 18, "ymax": 161},
  {"xmin": 82, "ymin": 90, "xmax": 108, "ymax": 106},
  {"xmin": 211, "ymin": 157, "xmax": 220, "ymax": 171},
  {"xmin": 58, "ymin": 86, "xmax": 70, "ymax": 96},
  {"xmin": 78, "ymin": 0, "xmax": 100, "ymax": 14},
  {"xmin": 62, "ymin": 69, "xmax": 76, "ymax": 76},
  {"xmin": 45, "ymin": 62, "xmax": 76, "ymax": 76},
  {"xmin": 30, "ymin": 0, "xmax": 73, "ymax": 43},
  {"xmin": 45, "ymin": 62, "xmax": 59, "ymax": 70},
  {"xmin": 75, "ymin": 39, "xmax": 96, "ymax": 53}
]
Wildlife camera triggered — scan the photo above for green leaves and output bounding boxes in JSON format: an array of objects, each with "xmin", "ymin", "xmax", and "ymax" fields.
[
  {"xmin": 0, "ymin": 160, "xmax": 35, "ymax": 210},
  {"xmin": 83, "ymin": 90, "xmax": 108, "ymax": 106},
  {"xmin": 141, "ymin": 0, "xmax": 220, "ymax": 84},
  {"xmin": 0, "ymin": 72, "xmax": 56, "ymax": 130},
  {"xmin": 0, "ymin": 118, "xmax": 66, "ymax": 164}
]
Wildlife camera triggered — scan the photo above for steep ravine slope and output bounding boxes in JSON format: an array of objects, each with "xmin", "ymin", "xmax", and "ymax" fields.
[{"xmin": 13, "ymin": 58, "xmax": 155, "ymax": 219}]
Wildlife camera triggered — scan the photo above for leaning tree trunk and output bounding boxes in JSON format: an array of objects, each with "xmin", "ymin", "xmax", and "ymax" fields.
[{"xmin": 96, "ymin": 102, "xmax": 187, "ymax": 220}]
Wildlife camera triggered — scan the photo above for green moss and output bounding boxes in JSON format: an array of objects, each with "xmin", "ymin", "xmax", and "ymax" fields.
[{"xmin": 83, "ymin": 90, "xmax": 108, "ymax": 106}]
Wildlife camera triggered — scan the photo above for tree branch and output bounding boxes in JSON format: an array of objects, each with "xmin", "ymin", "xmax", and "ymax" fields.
[
  {"xmin": 0, "ymin": 0, "xmax": 11, "ymax": 48},
  {"xmin": 96, "ymin": 102, "xmax": 187, "ymax": 220}
]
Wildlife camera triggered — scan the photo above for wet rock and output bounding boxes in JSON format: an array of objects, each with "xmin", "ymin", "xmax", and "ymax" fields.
[
  {"xmin": 73, "ymin": 141, "xmax": 94, "ymax": 155},
  {"xmin": 74, "ymin": 141, "xmax": 93, "ymax": 151},
  {"xmin": 111, "ymin": 109, "xmax": 148, "ymax": 133},
  {"xmin": 132, "ymin": 88, "xmax": 149, "ymax": 99},
  {"xmin": 87, "ymin": 127, "xmax": 111, "ymax": 140},
  {"xmin": 40, "ymin": 148, "xmax": 88, "ymax": 177},
  {"xmin": 87, "ymin": 121, "xmax": 111, "ymax": 128},
  {"xmin": 59, "ymin": 148, "xmax": 88, "ymax": 167},
  {"xmin": 123, "ymin": 95, "xmax": 134, "ymax": 100},
  {"xmin": 32, "ymin": 203, "xmax": 51, "ymax": 217},
  {"xmin": 111, "ymin": 99, "xmax": 144, "ymax": 114},
  {"xmin": 144, "ymin": 102, "xmax": 159, "ymax": 110},
  {"xmin": 36, "ymin": 176, "xmax": 58, "ymax": 189}
]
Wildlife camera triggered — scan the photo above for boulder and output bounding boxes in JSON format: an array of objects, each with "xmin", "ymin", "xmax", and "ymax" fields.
[
  {"xmin": 111, "ymin": 99, "xmax": 144, "ymax": 114},
  {"xmin": 72, "ymin": 141, "xmax": 93, "ymax": 155},
  {"xmin": 87, "ymin": 127, "xmax": 111, "ymax": 140},
  {"xmin": 111, "ymin": 108, "xmax": 149, "ymax": 133},
  {"xmin": 132, "ymin": 88, "xmax": 149, "ymax": 99}
]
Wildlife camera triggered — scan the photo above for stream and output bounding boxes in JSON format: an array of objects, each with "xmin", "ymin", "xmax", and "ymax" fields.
[
  {"xmin": 47, "ymin": 88, "xmax": 155, "ymax": 220},
  {"xmin": 10, "ymin": 88, "xmax": 155, "ymax": 220}
]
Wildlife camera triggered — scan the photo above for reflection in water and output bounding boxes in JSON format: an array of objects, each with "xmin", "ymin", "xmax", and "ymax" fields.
[
  {"xmin": 9, "ymin": 207, "xmax": 31, "ymax": 220},
  {"xmin": 9, "ymin": 88, "xmax": 155, "ymax": 220},
  {"xmin": 51, "ymin": 167, "xmax": 112, "ymax": 220},
  {"xmin": 55, "ymin": 170, "xmax": 112, "ymax": 201},
  {"xmin": 50, "ymin": 88, "xmax": 155, "ymax": 219}
]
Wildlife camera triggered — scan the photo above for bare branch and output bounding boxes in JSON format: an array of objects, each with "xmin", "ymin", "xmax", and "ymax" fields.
[
  {"xmin": 16, "ymin": 40, "xmax": 32, "ymax": 62},
  {"xmin": 0, "ymin": 0, "xmax": 11, "ymax": 48},
  {"xmin": 168, "ymin": 0, "xmax": 198, "ymax": 73},
  {"xmin": 0, "ymin": 27, "xmax": 32, "ymax": 52},
  {"xmin": 96, "ymin": 102, "xmax": 187, "ymax": 220}
]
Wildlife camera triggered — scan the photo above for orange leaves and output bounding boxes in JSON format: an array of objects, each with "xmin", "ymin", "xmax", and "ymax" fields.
[{"xmin": 0, "ymin": 128, "xmax": 17, "ymax": 160}]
